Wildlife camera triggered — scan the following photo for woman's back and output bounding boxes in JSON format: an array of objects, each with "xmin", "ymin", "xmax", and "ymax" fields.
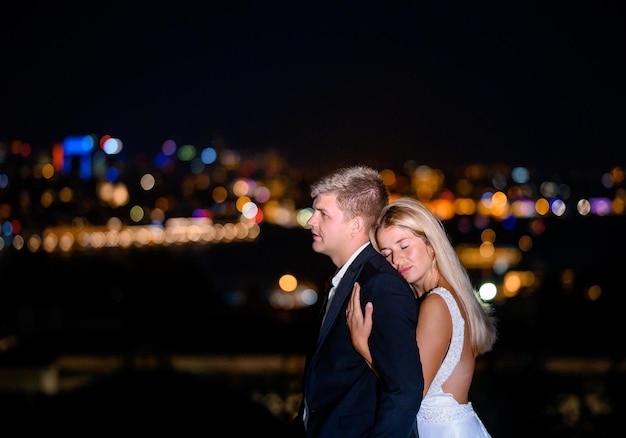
[{"xmin": 418, "ymin": 285, "xmax": 473, "ymax": 400}]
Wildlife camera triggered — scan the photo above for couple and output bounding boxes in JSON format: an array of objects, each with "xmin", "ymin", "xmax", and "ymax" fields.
[{"xmin": 293, "ymin": 165, "xmax": 497, "ymax": 437}]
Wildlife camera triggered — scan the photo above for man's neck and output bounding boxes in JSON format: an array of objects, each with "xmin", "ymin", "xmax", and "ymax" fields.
[{"xmin": 332, "ymin": 240, "xmax": 370, "ymax": 270}]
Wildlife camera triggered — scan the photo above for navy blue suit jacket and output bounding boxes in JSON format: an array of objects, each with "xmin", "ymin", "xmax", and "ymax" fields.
[{"xmin": 298, "ymin": 243, "xmax": 423, "ymax": 437}]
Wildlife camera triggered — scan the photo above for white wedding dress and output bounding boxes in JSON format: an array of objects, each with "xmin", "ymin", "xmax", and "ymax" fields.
[{"xmin": 416, "ymin": 287, "xmax": 492, "ymax": 438}]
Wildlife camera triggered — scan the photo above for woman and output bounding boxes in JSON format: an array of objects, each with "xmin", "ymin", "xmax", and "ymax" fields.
[{"xmin": 346, "ymin": 197, "xmax": 497, "ymax": 437}]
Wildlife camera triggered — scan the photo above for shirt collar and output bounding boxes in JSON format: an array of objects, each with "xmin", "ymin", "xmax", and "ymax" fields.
[{"xmin": 334, "ymin": 241, "xmax": 370, "ymax": 285}]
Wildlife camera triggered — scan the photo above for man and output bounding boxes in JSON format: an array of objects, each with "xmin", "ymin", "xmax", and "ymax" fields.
[{"xmin": 293, "ymin": 165, "xmax": 423, "ymax": 437}]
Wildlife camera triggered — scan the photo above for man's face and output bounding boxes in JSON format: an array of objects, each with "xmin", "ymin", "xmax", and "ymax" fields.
[{"xmin": 307, "ymin": 193, "xmax": 352, "ymax": 265}]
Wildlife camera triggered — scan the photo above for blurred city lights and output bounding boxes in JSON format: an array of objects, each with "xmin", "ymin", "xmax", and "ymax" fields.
[
  {"xmin": 0, "ymin": 136, "xmax": 624, "ymax": 312},
  {"xmin": 478, "ymin": 282, "xmax": 497, "ymax": 301}
]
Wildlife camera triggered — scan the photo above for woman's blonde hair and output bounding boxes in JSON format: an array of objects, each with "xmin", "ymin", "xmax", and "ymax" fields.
[{"xmin": 372, "ymin": 197, "xmax": 497, "ymax": 356}]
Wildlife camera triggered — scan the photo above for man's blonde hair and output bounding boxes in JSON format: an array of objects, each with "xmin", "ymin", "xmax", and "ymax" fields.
[{"xmin": 310, "ymin": 165, "xmax": 389, "ymax": 230}]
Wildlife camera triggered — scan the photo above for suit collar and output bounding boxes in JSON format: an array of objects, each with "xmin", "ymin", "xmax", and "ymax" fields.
[{"xmin": 318, "ymin": 243, "xmax": 376, "ymax": 340}]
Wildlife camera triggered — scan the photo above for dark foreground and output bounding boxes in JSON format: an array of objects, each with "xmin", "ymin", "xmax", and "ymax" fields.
[
  {"xmin": 1, "ymin": 352, "xmax": 623, "ymax": 437},
  {"xmin": 0, "ymin": 368, "xmax": 293, "ymax": 435}
]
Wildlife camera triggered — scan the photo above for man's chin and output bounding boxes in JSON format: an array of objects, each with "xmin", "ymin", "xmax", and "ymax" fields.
[{"xmin": 311, "ymin": 241, "xmax": 323, "ymax": 253}]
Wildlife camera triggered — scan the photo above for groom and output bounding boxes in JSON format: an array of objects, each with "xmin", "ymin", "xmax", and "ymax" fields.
[{"xmin": 293, "ymin": 165, "xmax": 423, "ymax": 437}]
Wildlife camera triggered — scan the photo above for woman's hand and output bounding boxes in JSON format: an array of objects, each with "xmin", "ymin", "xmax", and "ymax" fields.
[{"xmin": 346, "ymin": 282, "xmax": 374, "ymax": 367}]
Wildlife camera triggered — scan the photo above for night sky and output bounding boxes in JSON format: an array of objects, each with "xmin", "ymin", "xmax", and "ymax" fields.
[{"xmin": 1, "ymin": 2, "xmax": 624, "ymax": 170}]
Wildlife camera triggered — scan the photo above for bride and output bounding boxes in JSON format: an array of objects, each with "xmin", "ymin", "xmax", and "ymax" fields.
[{"xmin": 346, "ymin": 197, "xmax": 496, "ymax": 437}]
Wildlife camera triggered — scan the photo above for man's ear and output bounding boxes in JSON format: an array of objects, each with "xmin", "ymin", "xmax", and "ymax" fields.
[{"xmin": 351, "ymin": 216, "xmax": 364, "ymax": 233}]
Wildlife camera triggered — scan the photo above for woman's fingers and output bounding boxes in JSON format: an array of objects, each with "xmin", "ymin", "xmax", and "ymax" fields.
[
  {"xmin": 349, "ymin": 282, "xmax": 362, "ymax": 317},
  {"xmin": 363, "ymin": 301, "xmax": 373, "ymax": 330},
  {"xmin": 347, "ymin": 282, "xmax": 374, "ymax": 365}
]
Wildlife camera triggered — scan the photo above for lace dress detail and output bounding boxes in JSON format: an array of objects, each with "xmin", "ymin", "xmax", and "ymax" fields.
[{"xmin": 416, "ymin": 287, "xmax": 492, "ymax": 437}]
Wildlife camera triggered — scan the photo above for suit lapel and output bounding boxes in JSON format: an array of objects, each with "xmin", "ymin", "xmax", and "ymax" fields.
[
  {"xmin": 317, "ymin": 245, "xmax": 372, "ymax": 342},
  {"xmin": 317, "ymin": 275, "xmax": 333, "ymax": 323}
]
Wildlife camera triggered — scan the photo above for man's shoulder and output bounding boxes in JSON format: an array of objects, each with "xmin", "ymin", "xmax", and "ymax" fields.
[
  {"xmin": 358, "ymin": 257, "xmax": 416, "ymax": 306},
  {"xmin": 358, "ymin": 250, "xmax": 403, "ymax": 280}
]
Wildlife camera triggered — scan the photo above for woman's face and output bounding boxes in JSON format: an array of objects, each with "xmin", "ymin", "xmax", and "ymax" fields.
[{"xmin": 376, "ymin": 224, "xmax": 434, "ymax": 289}]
